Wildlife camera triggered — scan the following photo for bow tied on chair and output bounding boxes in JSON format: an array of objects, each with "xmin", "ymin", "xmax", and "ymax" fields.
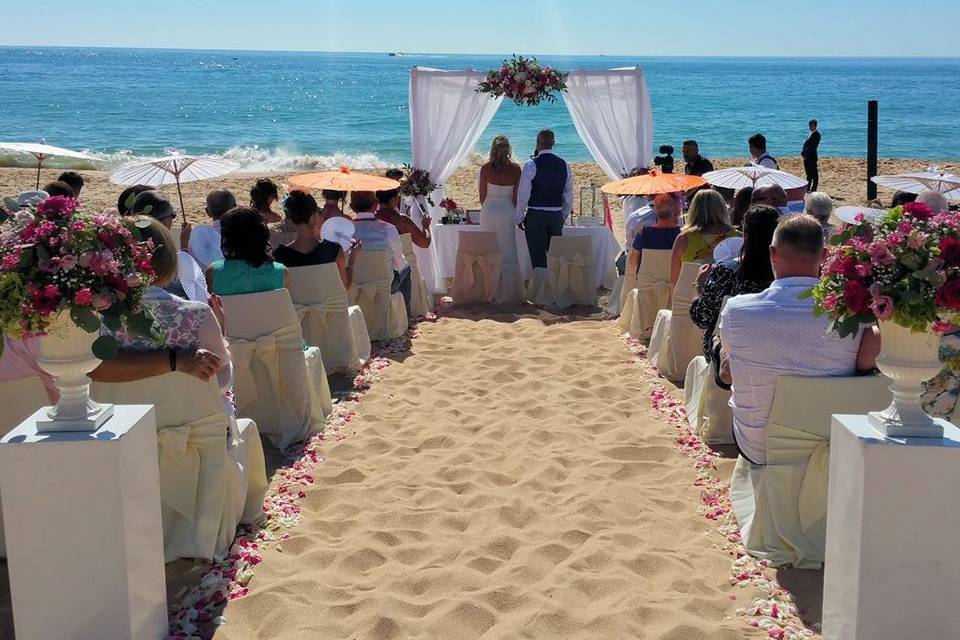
[
  {"xmin": 555, "ymin": 252, "xmax": 586, "ymax": 294},
  {"xmin": 228, "ymin": 333, "xmax": 281, "ymax": 410},
  {"xmin": 460, "ymin": 252, "xmax": 494, "ymax": 293}
]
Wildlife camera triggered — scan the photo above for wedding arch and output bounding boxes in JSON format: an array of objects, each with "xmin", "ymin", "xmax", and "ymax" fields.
[{"xmin": 406, "ymin": 63, "xmax": 654, "ymax": 293}]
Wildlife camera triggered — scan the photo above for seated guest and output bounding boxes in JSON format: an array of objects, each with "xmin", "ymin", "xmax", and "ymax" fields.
[
  {"xmin": 922, "ymin": 329, "xmax": 960, "ymax": 419},
  {"xmin": 375, "ymin": 187, "xmax": 432, "ymax": 248},
  {"xmin": 57, "ymin": 171, "xmax": 84, "ymax": 197},
  {"xmin": 129, "ymin": 191, "xmax": 208, "ymax": 303},
  {"xmin": 690, "ymin": 205, "xmax": 779, "ymax": 361},
  {"xmin": 803, "ymin": 191, "xmax": 835, "ymax": 237},
  {"xmin": 626, "ymin": 192, "xmax": 681, "ymax": 276},
  {"xmin": 117, "ymin": 184, "xmax": 155, "ymax": 215},
  {"xmin": 917, "ymin": 191, "xmax": 949, "ymax": 214},
  {"xmin": 670, "ymin": 189, "xmax": 738, "ymax": 286},
  {"xmin": 729, "ymin": 187, "xmax": 754, "ymax": 229},
  {"xmin": 321, "ymin": 189, "xmax": 348, "ymax": 223},
  {"xmin": 751, "ymin": 184, "xmax": 789, "ymax": 212},
  {"xmin": 191, "ymin": 189, "xmax": 236, "ymax": 269},
  {"xmin": 250, "ymin": 178, "xmax": 282, "ymax": 224},
  {"xmin": 206, "ymin": 206, "xmax": 290, "ymax": 296},
  {"xmin": 42, "ymin": 180, "xmax": 75, "ymax": 198},
  {"xmin": 350, "ymin": 190, "xmax": 412, "ymax": 313},
  {"xmin": 274, "ymin": 190, "xmax": 361, "ymax": 289},
  {"xmin": 718, "ymin": 215, "xmax": 880, "ymax": 465},
  {"xmin": 891, "ymin": 190, "xmax": 917, "ymax": 207},
  {"xmin": 107, "ymin": 217, "xmax": 234, "ymax": 407},
  {"xmin": 616, "ymin": 197, "xmax": 654, "ymax": 275}
]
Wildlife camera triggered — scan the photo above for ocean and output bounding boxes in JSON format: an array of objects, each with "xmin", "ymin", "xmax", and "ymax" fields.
[{"xmin": 0, "ymin": 47, "xmax": 957, "ymax": 171}]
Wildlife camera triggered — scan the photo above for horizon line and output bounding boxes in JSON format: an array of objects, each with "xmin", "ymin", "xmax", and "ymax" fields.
[{"xmin": 2, "ymin": 44, "xmax": 959, "ymax": 60}]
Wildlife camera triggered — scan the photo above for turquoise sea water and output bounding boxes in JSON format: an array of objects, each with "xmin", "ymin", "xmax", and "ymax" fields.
[{"xmin": 0, "ymin": 47, "xmax": 957, "ymax": 170}]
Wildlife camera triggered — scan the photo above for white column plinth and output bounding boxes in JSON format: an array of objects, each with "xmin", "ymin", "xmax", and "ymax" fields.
[
  {"xmin": 823, "ymin": 414, "xmax": 960, "ymax": 640},
  {"xmin": 0, "ymin": 405, "xmax": 168, "ymax": 639}
]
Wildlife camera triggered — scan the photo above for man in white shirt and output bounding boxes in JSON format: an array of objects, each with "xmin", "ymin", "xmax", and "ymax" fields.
[
  {"xmin": 515, "ymin": 129, "xmax": 574, "ymax": 269},
  {"xmin": 748, "ymin": 133, "xmax": 779, "ymax": 170},
  {"xmin": 190, "ymin": 189, "xmax": 236, "ymax": 269},
  {"xmin": 350, "ymin": 191, "xmax": 412, "ymax": 314},
  {"xmin": 718, "ymin": 214, "xmax": 880, "ymax": 464},
  {"xmin": 617, "ymin": 199, "xmax": 655, "ymax": 275}
]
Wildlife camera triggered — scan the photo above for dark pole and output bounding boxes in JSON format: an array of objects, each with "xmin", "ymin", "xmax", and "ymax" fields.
[{"xmin": 867, "ymin": 100, "xmax": 878, "ymax": 201}]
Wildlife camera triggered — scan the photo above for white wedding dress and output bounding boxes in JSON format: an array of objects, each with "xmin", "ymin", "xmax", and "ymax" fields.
[{"xmin": 479, "ymin": 183, "xmax": 525, "ymax": 304}]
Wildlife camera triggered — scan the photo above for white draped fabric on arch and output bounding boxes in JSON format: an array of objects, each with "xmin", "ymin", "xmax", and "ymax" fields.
[{"xmin": 406, "ymin": 65, "xmax": 654, "ymax": 293}]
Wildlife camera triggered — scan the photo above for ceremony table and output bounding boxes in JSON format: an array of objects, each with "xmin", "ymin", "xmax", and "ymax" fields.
[{"xmin": 431, "ymin": 223, "xmax": 620, "ymax": 291}]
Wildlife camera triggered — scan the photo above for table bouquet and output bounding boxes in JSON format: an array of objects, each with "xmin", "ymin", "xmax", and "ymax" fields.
[{"xmin": 477, "ymin": 55, "xmax": 568, "ymax": 107}]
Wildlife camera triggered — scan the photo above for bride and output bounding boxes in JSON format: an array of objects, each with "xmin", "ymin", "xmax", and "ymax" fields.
[{"xmin": 478, "ymin": 135, "xmax": 525, "ymax": 303}]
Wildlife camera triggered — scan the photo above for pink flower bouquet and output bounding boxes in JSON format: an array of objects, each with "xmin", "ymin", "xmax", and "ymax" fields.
[
  {"xmin": 0, "ymin": 196, "xmax": 160, "ymax": 359},
  {"xmin": 807, "ymin": 202, "xmax": 960, "ymax": 337},
  {"xmin": 438, "ymin": 198, "xmax": 458, "ymax": 212},
  {"xmin": 476, "ymin": 55, "xmax": 568, "ymax": 107}
]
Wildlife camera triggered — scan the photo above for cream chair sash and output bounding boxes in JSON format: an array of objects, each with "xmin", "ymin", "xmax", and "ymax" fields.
[
  {"xmin": 552, "ymin": 252, "xmax": 587, "ymax": 295},
  {"xmin": 156, "ymin": 414, "xmax": 226, "ymax": 529},
  {"xmin": 458, "ymin": 251, "xmax": 500, "ymax": 299},
  {"xmin": 229, "ymin": 330, "xmax": 287, "ymax": 410}
]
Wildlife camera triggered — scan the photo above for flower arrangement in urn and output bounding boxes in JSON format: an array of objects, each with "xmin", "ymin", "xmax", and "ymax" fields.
[
  {"xmin": 398, "ymin": 164, "xmax": 438, "ymax": 206},
  {"xmin": 807, "ymin": 201, "xmax": 960, "ymax": 436},
  {"xmin": 0, "ymin": 196, "xmax": 160, "ymax": 430},
  {"xmin": 807, "ymin": 202, "xmax": 960, "ymax": 336},
  {"xmin": 477, "ymin": 55, "xmax": 568, "ymax": 107}
]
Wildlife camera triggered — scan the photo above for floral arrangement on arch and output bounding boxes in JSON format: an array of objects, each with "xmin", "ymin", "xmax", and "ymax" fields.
[
  {"xmin": 0, "ymin": 196, "xmax": 161, "ymax": 359},
  {"xmin": 806, "ymin": 201, "xmax": 960, "ymax": 337},
  {"xmin": 476, "ymin": 55, "xmax": 568, "ymax": 107},
  {"xmin": 398, "ymin": 164, "xmax": 438, "ymax": 206}
]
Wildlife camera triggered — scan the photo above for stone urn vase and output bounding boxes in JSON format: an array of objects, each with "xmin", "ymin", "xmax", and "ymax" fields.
[
  {"xmin": 868, "ymin": 321, "xmax": 945, "ymax": 438},
  {"xmin": 35, "ymin": 312, "xmax": 114, "ymax": 433}
]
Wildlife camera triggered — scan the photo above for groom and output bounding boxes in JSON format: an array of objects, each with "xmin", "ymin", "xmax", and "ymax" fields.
[{"xmin": 516, "ymin": 129, "xmax": 573, "ymax": 269}]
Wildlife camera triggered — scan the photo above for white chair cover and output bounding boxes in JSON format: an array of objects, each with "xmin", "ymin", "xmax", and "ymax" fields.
[
  {"xmin": 542, "ymin": 236, "xmax": 596, "ymax": 309},
  {"xmin": 0, "ymin": 376, "xmax": 50, "ymax": 558},
  {"xmin": 91, "ymin": 374, "xmax": 268, "ymax": 563},
  {"xmin": 401, "ymin": 234, "xmax": 433, "ymax": 318},
  {"xmin": 451, "ymin": 231, "xmax": 502, "ymax": 304},
  {"xmin": 730, "ymin": 375, "xmax": 891, "ymax": 569},
  {"xmin": 349, "ymin": 305, "xmax": 372, "ymax": 364},
  {"xmin": 647, "ymin": 309, "xmax": 672, "ymax": 370},
  {"xmin": 618, "ymin": 249, "xmax": 672, "ymax": 340},
  {"xmin": 348, "ymin": 250, "xmax": 409, "ymax": 341},
  {"xmin": 658, "ymin": 261, "xmax": 705, "ymax": 381},
  {"xmin": 220, "ymin": 289, "xmax": 326, "ymax": 449},
  {"xmin": 683, "ymin": 356, "xmax": 734, "ymax": 446},
  {"xmin": 288, "ymin": 263, "xmax": 367, "ymax": 374}
]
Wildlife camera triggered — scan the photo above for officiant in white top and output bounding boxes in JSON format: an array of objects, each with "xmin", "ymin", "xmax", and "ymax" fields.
[{"xmin": 515, "ymin": 129, "xmax": 574, "ymax": 270}]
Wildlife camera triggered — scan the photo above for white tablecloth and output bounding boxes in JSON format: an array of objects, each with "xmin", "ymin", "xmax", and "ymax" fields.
[{"xmin": 431, "ymin": 223, "xmax": 620, "ymax": 291}]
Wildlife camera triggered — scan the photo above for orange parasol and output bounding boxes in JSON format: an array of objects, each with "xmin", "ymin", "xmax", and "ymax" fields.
[
  {"xmin": 600, "ymin": 170, "xmax": 706, "ymax": 196},
  {"xmin": 288, "ymin": 166, "xmax": 400, "ymax": 192}
]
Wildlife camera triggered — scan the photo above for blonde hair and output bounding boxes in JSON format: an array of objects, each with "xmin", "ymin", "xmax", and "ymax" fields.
[
  {"xmin": 129, "ymin": 215, "xmax": 178, "ymax": 287},
  {"xmin": 684, "ymin": 189, "xmax": 730, "ymax": 233},
  {"xmin": 488, "ymin": 135, "xmax": 513, "ymax": 171}
]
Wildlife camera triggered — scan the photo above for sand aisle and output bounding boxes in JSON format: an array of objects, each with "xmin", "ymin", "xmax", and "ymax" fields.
[{"xmin": 218, "ymin": 309, "xmax": 753, "ymax": 639}]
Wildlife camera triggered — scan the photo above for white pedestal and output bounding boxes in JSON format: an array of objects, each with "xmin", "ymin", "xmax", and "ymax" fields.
[
  {"xmin": 823, "ymin": 414, "xmax": 960, "ymax": 640},
  {"xmin": 0, "ymin": 405, "xmax": 168, "ymax": 639}
]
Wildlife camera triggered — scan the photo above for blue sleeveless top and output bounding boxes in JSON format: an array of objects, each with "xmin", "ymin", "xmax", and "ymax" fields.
[{"xmin": 210, "ymin": 259, "xmax": 286, "ymax": 296}]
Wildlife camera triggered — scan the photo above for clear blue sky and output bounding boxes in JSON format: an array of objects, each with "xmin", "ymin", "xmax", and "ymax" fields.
[{"xmin": 4, "ymin": 0, "xmax": 960, "ymax": 57}]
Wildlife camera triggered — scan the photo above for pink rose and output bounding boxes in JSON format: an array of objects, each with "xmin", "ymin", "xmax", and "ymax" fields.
[
  {"xmin": 92, "ymin": 294, "xmax": 112, "ymax": 311},
  {"xmin": 936, "ymin": 279, "xmax": 960, "ymax": 310},
  {"xmin": 870, "ymin": 295, "xmax": 894, "ymax": 321},
  {"xmin": 59, "ymin": 254, "xmax": 78, "ymax": 271},
  {"xmin": 844, "ymin": 280, "xmax": 870, "ymax": 314},
  {"xmin": 73, "ymin": 288, "xmax": 94, "ymax": 306},
  {"xmin": 904, "ymin": 201, "xmax": 933, "ymax": 220}
]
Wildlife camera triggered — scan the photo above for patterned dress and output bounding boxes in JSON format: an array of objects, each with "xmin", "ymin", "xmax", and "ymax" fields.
[{"xmin": 921, "ymin": 333, "xmax": 960, "ymax": 419}]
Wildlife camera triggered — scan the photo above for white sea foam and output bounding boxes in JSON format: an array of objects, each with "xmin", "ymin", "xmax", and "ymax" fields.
[{"xmin": 0, "ymin": 146, "xmax": 396, "ymax": 173}]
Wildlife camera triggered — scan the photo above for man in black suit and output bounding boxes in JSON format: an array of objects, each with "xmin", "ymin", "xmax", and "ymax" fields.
[{"xmin": 802, "ymin": 119, "xmax": 821, "ymax": 191}]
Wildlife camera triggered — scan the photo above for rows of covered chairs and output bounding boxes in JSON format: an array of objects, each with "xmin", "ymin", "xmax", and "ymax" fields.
[
  {"xmin": 0, "ymin": 252, "xmax": 425, "ymax": 564},
  {"xmin": 451, "ymin": 231, "xmax": 598, "ymax": 309}
]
